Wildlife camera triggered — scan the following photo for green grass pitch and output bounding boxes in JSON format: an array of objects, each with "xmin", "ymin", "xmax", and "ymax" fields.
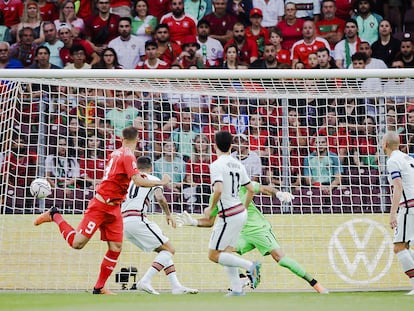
[{"xmin": 0, "ymin": 291, "xmax": 411, "ymax": 311}]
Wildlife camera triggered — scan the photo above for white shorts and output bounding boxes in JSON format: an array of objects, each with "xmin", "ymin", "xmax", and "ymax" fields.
[
  {"xmin": 123, "ymin": 216, "xmax": 169, "ymax": 252},
  {"xmin": 394, "ymin": 208, "xmax": 414, "ymax": 245},
  {"xmin": 208, "ymin": 210, "xmax": 247, "ymax": 251}
]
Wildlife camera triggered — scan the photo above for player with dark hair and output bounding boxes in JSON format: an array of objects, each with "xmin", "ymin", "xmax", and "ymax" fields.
[
  {"xmin": 122, "ymin": 156, "xmax": 198, "ymax": 295},
  {"xmin": 34, "ymin": 126, "xmax": 171, "ymax": 295},
  {"xmin": 184, "ymin": 130, "xmax": 261, "ymax": 296},
  {"xmin": 383, "ymin": 131, "xmax": 414, "ymax": 295}
]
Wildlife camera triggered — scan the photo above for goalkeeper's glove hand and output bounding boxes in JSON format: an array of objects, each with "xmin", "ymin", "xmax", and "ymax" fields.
[
  {"xmin": 176, "ymin": 211, "xmax": 198, "ymax": 227},
  {"xmin": 276, "ymin": 191, "xmax": 295, "ymax": 203}
]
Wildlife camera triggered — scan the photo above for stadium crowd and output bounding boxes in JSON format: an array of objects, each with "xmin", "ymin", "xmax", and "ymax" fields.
[
  {"xmin": 0, "ymin": 0, "xmax": 414, "ymax": 69},
  {"xmin": 2, "ymin": 0, "xmax": 414, "ymax": 215}
]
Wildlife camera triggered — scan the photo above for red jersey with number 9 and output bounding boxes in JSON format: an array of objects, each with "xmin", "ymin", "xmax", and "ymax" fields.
[{"xmin": 96, "ymin": 147, "xmax": 139, "ymax": 205}]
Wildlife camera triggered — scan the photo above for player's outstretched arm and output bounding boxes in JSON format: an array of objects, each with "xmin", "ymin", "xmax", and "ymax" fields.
[
  {"xmin": 259, "ymin": 184, "xmax": 294, "ymax": 203},
  {"xmin": 176, "ymin": 211, "xmax": 215, "ymax": 228},
  {"xmin": 132, "ymin": 173, "xmax": 171, "ymax": 188}
]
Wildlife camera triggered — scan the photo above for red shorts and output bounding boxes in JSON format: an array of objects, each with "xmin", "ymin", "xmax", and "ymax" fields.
[{"xmin": 77, "ymin": 198, "xmax": 123, "ymax": 243}]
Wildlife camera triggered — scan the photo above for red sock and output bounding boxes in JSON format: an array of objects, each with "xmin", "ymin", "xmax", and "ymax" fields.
[
  {"xmin": 53, "ymin": 213, "xmax": 75, "ymax": 247},
  {"xmin": 94, "ymin": 250, "xmax": 120, "ymax": 289}
]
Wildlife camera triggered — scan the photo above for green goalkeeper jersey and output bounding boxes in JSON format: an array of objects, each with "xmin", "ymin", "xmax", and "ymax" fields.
[{"xmin": 211, "ymin": 181, "xmax": 270, "ymax": 232}]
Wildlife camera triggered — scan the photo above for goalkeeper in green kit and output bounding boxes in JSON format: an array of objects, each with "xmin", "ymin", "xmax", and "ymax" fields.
[{"xmin": 177, "ymin": 181, "xmax": 329, "ymax": 294}]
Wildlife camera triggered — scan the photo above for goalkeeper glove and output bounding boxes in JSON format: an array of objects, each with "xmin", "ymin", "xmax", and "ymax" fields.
[
  {"xmin": 176, "ymin": 211, "xmax": 198, "ymax": 227},
  {"xmin": 276, "ymin": 191, "xmax": 294, "ymax": 203}
]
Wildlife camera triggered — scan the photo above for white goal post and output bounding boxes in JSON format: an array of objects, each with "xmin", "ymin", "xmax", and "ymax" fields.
[{"xmin": 0, "ymin": 69, "xmax": 413, "ymax": 292}]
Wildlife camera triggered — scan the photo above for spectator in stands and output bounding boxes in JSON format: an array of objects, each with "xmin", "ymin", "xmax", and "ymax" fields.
[
  {"xmin": 110, "ymin": 0, "xmax": 132, "ymax": 17},
  {"xmin": 216, "ymin": 43, "xmax": 248, "ymax": 68},
  {"xmin": 154, "ymin": 139, "xmax": 187, "ymax": 192},
  {"xmin": 252, "ymin": 0, "xmax": 284, "ymax": 28},
  {"xmin": 352, "ymin": 115, "xmax": 379, "ymax": 169},
  {"xmin": 131, "ymin": 0, "xmax": 158, "ymax": 42},
  {"xmin": 303, "ymin": 135, "xmax": 342, "ymax": 195},
  {"xmin": 16, "ymin": 1, "xmax": 45, "ymax": 45},
  {"xmin": 223, "ymin": 97, "xmax": 249, "ymax": 134},
  {"xmin": 84, "ymin": 0, "xmax": 121, "ymax": 52},
  {"xmin": 0, "ymin": 0, "xmax": 24, "ymax": 42},
  {"xmin": 316, "ymin": 46, "xmax": 337, "ymax": 68},
  {"xmin": 171, "ymin": 109, "xmax": 200, "ymax": 161},
  {"xmin": 106, "ymin": 98, "xmax": 140, "ymax": 138},
  {"xmin": 334, "ymin": 19, "xmax": 361, "ymax": 68},
  {"xmin": 308, "ymin": 52, "xmax": 318, "ymax": 68},
  {"xmin": 268, "ymin": 107, "xmax": 307, "ymax": 188},
  {"xmin": 196, "ymin": 19, "xmax": 224, "ymax": 67},
  {"xmin": 224, "ymin": 22, "xmax": 259, "ymax": 66},
  {"xmin": 0, "ymin": 41, "xmax": 24, "ymax": 68},
  {"xmin": 92, "ymin": 47, "xmax": 124, "ymax": 68},
  {"xmin": 227, "ymin": 0, "xmax": 253, "ymax": 26},
  {"xmin": 148, "ymin": 0, "xmax": 171, "ymax": 22},
  {"xmin": 351, "ymin": 52, "xmax": 383, "ymax": 94},
  {"xmin": 202, "ymin": 103, "xmax": 237, "ymax": 144},
  {"xmin": 246, "ymin": 113, "xmax": 270, "ymax": 159},
  {"xmin": 245, "ymin": 8, "xmax": 269, "ymax": 56},
  {"xmin": 184, "ymin": 0, "xmax": 209, "ymax": 22},
  {"xmin": 315, "ymin": 108, "xmax": 351, "ymax": 164},
  {"xmin": 268, "ymin": 27, "xmax": 291, "ymax": 66},
  {"xmin": 291, "ymin": 20, "xmax": 330, "ymax": 68},
  {"xmin": 154, "ymin": 23, "xmax": 182, "ymax": 67},
  {"xmin": 160, "ymin": 0, "xmax": 197, "ymax": 45},
  {"xmin": 0, "ymin": 134, "xmax": 37, "ymax": 188},
  {"xmin": 400, "ymin": 106, "xmax": 414, "ymax": 154},
  {"xmin": 396, "ymin": 33, "xmax": 414, "ymax": 68},
  {"xmin": 10, "ymin": 27, "xmax": 38, "ymax": 68},
  {"xmin": 41, "ymin": 22, "xmax": 64, "ymax": 68},
  {"xmin": 386, "ymin": 106, "xmax": 405, "ymax": 135},
  {"xmin": 64, "ymin": 44, "xmax": 92, "ymax": 69},
  {"xmin": 58, "ymin": 23, "xmax": 100, "ymax": 67},
  {"xmin": 38, "ymin": 0, "xmax": 58, "ymax": 23},
  {"xmin": 0, "ymin": 11, "xmax": 11, "ymax": 43},
  {"xmin": 349, "ymin": 41, "xmax": 387, "ymax": 69},
  {"xmin": 290, "ymin": 0, "xmax": 321, "ymax": 21},
  {"xmin": 315, "ymin": 0, "xmax": 345, "ymax": 51},
  {"xmin": 384, "ymin": 60, "xmax": 414, "ymax": 106},
  {"xmin": 276, "ymin": 2, "xmax": 305, "ymax": 51},
  {"xmin": 203, "ymin": 0, "xmax": 238, "ymax": 46},
  {"xmin": 108, "ymin": 17, "xmax": 145, "ymax": 69},
  {"xmin": 250, "ymin": 43, "xmax": 279, "ymax": 68},
  {"xmin": 183, "ymin": 133, "xmax": 215, "ymax": 207},
  {"xmin": 54, "ymin": 0, "xmax": 84, "ymax": 39},
  {"xmin": 136, "ymin": 40, "xmax": 170, "ymax": 69},
  {"xmin": 45, "ymin": 136, "xmax": 84, "ymax": 194},
  {"xmin": 371, "ymin": 19, "xmax": 401, "ymax": 67},
  {"xmin": 231, "ymin": 133, "xmax": 262, "ymax": 182},
  {"xmin": 175, "ymin": 35, "xmax": 204, "ymax": 68},
  {"xmin": 73, "ymin": 0, "xmax": 93, "ymax": 21},
  {"xmin": 353, "ymin": 0, "xmax": 382, "ymax": 45},
  {"xmin": 29, "ymin": 46, "xmax": 60, "ymax": 69},
  {"xmin": 79, "ymin": 131, "xmax": 106, "ymax": 189},
  {"xmin": 335, "ymin": 0, "xmax": 353, "ymax": 21}
]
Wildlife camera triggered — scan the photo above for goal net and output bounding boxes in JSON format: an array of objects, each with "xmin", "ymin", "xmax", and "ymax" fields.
[{"xmin": 0, "ymin": 69, "xmax": 413, "ymax": 292}]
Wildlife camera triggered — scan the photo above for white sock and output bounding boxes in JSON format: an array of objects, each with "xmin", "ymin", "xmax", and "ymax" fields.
[
  {"xmin": 396, "ymin": 249, "xmax": 414, "ymax": 287},
  {"xmin": 218, "ymin": 252, "xmax": 252, "ymax": 270},
  {"xmin": 141, "ymin": 250, "xmax": 172, "ymax": 284},
  {"xmin": 165, "ymin": 259, "xmax": 182, "ymax": 288},
  {"xmin": 224, "ymin": 266, "xmax": 242, "ymax": 292}
]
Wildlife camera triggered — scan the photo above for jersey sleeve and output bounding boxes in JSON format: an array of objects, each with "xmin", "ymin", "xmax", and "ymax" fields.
[
  {"xmin": 387, "ymin": 158, "xmax": 401, "ymax": 180},
  {"xmin": 210, "ymin": 162, "xmax": 222, "ymax": 185},
  {"xmin": 239, "ymin": 164, "xmax": 251, "ymax": 186},
  {"xmin": 123, "ymin": 152, "xmax": 140, "ymax": 178}
]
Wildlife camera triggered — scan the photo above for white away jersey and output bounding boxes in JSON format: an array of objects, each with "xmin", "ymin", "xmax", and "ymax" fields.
[
  {"xmin": 210, "ymin": 154, "xmax": 251, "ymax": 211},
  {"xmin": 121, "ymin": 173, "xmax": 163, "ymax": 214},
  {"xmin": 387, "ymin": 150, "xmax": 414, "ymax": 204}
]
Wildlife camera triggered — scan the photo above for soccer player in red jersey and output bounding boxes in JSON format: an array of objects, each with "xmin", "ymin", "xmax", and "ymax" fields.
[{"xmin": 34, "ymin": 126, "xmax": 171, "ymax": 295}]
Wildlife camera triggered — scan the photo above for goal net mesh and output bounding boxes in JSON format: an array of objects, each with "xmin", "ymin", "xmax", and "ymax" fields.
[{"xmin": 0, "ymin": 69, "xmax": 412, "ymax": 292}]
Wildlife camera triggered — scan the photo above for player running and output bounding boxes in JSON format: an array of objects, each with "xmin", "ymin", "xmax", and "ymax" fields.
[
  {"xmin": 187, "ymin": 130, "xmax": 261, "ymax": 296},
  {"xmin": 122, "ymin": 156, "xmax": 198, "ymax": 295},
  {"xmin": 178, "ymin": 180, "xmax": 329, "ymax": 294},
  {"xmin": 383, "ymin": 131, "xmax": 414, "ymax": 295},
  {"xmin": 34, "ymin": 126, "xmax": 171, "ymax": 295}
]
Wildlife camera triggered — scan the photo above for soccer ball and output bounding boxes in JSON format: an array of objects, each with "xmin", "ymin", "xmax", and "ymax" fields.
[{"xmin": 30, "ymin": 178, "xmax": 52, "ymax": 199}]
